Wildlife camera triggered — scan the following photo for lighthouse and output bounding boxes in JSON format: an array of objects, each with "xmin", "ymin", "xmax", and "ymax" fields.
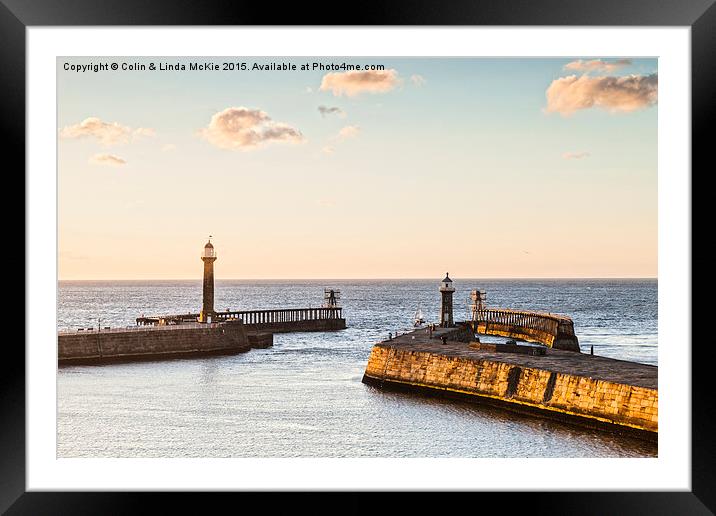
[
  {"xmin": 439, "ymin": 272, "xmax": 455, "ymax": 327},
  {"xmin": 200, "ymin": 238, "xmax": 217, "ymax": 323}
]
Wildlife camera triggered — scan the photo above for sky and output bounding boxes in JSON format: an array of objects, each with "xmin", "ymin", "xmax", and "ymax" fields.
[{"xmin": 57, "ymin": 57, "xmax": 658, "ymax": 280}]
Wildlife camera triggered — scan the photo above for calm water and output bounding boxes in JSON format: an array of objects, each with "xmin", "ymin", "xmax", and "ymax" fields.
[{"xmin": 58, "ymin": 279, "xmax": 657, "ymax": 458}]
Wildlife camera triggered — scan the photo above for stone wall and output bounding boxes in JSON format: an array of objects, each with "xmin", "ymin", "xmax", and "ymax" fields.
[
  {"xmin": 58, "ymin": 321, "xmax": 252, "ymax": 365},
  {"xmin": 439, "ymin": 325, "xmax": 474, "ymax": 342},
  {"xmin": 363, "ymin": 345, "xmax": 657, "ymax": 436},
  {"xmin": 247, "ymin": 332, "xmax": 273, "ymax": 348}
]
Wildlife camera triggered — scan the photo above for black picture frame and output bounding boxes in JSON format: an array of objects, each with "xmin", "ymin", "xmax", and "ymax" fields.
[{"xmin": 5, "ymin": 0, "xmax": 711, "ymax": 513}]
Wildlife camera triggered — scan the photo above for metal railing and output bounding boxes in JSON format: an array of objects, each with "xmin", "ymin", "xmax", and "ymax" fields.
[
  {"xmin": 213, "ymin": 307, "xmax": 343, "ymax": 324},
  {"xmin": 471, "ymin": 308, "xmax": 575, "ymax": 337},
  {"xmin": 133, "ymin": 307, "xmax": 344, "ymax": 327}
]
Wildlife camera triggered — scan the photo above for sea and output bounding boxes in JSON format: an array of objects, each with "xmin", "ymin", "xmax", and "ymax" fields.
[{"xmin": 57, "ymin": 279, "xmax": 657, "ymax": 458}]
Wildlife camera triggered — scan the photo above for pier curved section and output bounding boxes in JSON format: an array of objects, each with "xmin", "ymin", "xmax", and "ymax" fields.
[{"xmin": 469, "ymin": 309, "xmax": 580, "ymax": 352}]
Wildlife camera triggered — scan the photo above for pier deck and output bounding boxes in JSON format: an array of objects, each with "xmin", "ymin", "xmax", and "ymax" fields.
[
  {"xmin": 387, "ymin": 327, "xmax": 656, "ymax": 389},
  {"xmin": 363, "ymin": 326, "xmax": 658, "ymax": 439}
]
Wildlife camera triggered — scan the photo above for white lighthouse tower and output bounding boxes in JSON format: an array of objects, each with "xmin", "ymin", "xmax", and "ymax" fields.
[
  {"xmin": 439, "ymin": 272, "xmax": 455, "ymax": 327},
  {"xmin": 200, "ymin": 237, "xmax": 217, "ymax": 323}
]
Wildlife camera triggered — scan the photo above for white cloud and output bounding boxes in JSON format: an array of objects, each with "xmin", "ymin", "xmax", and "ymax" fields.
[
  {"xmin": 410, "ymin": 74, "xmax": 426, "ymax": 87},
  {"xmin": 336, "ymin": 125, "xmax": 360, "ymax": 140},
  {"xmin": 545, "ymin": 73, "xmax": 658, "ymax": 115},
  {"xmin": 199, "ymin": 107, "xmax": 304, "ymax": 150},
  {"xmin": 562, "ymin": 151, "xmax": 591, "ymax": 160},
  {"xmin": 61, "ymin": 117, "xmax": 133, "ymax": 146},
  {"xmin": 321, "ymin": 126, "xmax": 360, "ymax": 155},
  {"xmin": 89, "ymin": 153, "xmax": 127, "ymax": 166},
  {"xmin": 133, "ymin": 127, "xmax": 156, "ymax": 138},
  {"xmin": 564, "ymin": 59, "xmax": 632, "ymax": 73},
  {"xmin": 60, "ymin": 117, "xmax": 156, "ymax": 146},
  {"xmin": 320, "ymin": 69, "xmax": 401, "ymax": 97}
]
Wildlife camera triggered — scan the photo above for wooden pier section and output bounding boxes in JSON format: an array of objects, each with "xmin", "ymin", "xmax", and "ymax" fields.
[
  {"xmin": 469, "ymin": 308, "xmax": 580, "ymax": 352},
  {"xmin": 362, "ymin": 326, "xmax": 657, "ymax": 440}
]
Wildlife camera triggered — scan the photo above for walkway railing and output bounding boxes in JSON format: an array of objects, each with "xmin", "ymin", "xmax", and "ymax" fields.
[
  {"xmin": 469, "ymin": 308, "xmax": 578, "ymax": 350},
  {"xmin": 213, "ymin": 307, "xmax": 343, "ymax": 324},
  {"xmin": 135, "ymin": 307, "xmax": 344, "ymax": 327}
]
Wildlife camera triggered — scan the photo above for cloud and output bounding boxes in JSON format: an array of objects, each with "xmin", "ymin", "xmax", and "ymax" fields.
[
  {"xmin": 336, "ymin": 125, "xmax": 360, "ymax": 140},
  {"xmin": 564, "ymin": 59, "xmax": 632, "ymax": 73},
  {"xmin": 319, "ymin": 69, "xmax": 401, "ymax": 97},
  {"xmin": 199, "ymin": 107, "xmax": 304, "ymax": 150},
  {"xmin": 161, "ymin": 143, "xmax": 177, "ymax": 152},
  {"xmin": 562, "ymin": 151, "xmax": 591, "ymax": 160},
  {"xmin": 61, "ymin": 117, "xmax": 132, "ymax": 145},
  {"xmin": 318, "ymin": 105, "xmax": 346, "ymax": 118},
  {"xmin": 321, "ymin": 126, "xmax": 360, "ymax": 155},
  {"xmin": 410, "ymin": 74, "xmax": 426, "ymax": 87},
  {"xmin": 60, "ymin": 117, "xmax": 156, "ymax": 145},
  {"xmin": 89, "ymin": 153, "xmax": 126, "ymax": 166},
  {"xmin": 133, "ymin": 127, "xmax": 156, "ymax": 138},
  {"xmin": 545, "ymin": 73, "xmax": 658, "ymax": 115}
]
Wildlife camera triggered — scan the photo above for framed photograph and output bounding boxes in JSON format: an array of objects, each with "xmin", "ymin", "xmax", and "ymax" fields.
[{"xmin": 9, "ymin": 0, "xmax": 711, "ymax": 512}]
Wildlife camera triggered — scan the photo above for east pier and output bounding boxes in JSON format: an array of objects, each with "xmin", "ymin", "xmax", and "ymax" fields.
[{"xmin": 361, "ymin": 274, "xmax": 657, "ymax": 441}]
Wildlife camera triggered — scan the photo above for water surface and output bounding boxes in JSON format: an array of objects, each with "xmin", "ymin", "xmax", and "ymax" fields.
[{"xmin": 58, "ymin": 279, "xmax": 657, "ymax": 458}]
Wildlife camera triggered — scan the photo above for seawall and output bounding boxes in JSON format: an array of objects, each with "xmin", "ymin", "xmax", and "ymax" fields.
[
  {"xmin": 58, "ymin": 320, "xmax": 260, "ymax": 365},
  {"xmin": 362, "ymin": 327, "xmax": 657, "ymax": 440}
]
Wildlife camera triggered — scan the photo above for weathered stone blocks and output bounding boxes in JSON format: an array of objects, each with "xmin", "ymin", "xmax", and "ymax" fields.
[
  {"xmin": 58, "ymin": 321, "xmax": 255, "ymax": 364},
  {"xmin": 363, "ymin": 345, "xmax": 658, "ymax": 436}
]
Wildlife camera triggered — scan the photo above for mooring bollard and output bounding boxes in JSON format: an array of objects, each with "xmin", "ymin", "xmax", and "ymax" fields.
[{"xmin": 591, "ymin": 345, "xmax": 594, "ymax": 355}]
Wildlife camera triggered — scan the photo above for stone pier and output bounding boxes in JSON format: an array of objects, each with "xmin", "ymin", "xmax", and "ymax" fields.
[
  {"xmin": 60, "ymin": 307, "xmax": 346, "ymax": 366},
  {"xmin": 58, "ymin": 320, "xmax": 261, "ymax": 365},
  {"xmin": 362, "ymin": 327, "xmax": 657, "ymax": 441}
]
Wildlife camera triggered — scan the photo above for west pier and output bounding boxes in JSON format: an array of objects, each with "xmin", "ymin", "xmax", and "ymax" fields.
[
  {"xmin": 58, "ymin": 239, "xmax": 346, "ymax": 365},
  {"xmin": 361, "ymin": 274, "xmax": 657, "ymax": 441}
]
